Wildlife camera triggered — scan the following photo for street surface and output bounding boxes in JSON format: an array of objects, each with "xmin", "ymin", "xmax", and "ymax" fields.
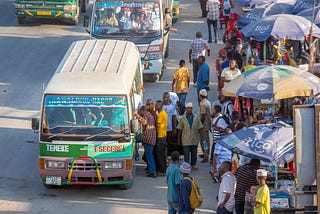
[{"xmin": 0, "ymin": 0, "xmax": 232, "ymax": 213}]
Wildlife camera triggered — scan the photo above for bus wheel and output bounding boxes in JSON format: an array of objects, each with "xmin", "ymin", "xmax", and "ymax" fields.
[
  {"xmin": 43, "ymin": 184, "xmax": 58, "ymax": 189},
  {"xmin": 69, "ymin": 17, "xmax": 79, "ymax": 25},
  {"xmin": 17, "ymin": 16, "xmax": 27, "ymax": 24},
  {"xmin": 80, "ymin": 0, "xmax": 87, "ymax": 13}
]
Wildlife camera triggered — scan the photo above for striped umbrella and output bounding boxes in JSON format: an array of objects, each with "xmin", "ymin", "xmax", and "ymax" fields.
[{"xmin": 222, "ymin": 65, "xmax": 320, "ymax": 100}]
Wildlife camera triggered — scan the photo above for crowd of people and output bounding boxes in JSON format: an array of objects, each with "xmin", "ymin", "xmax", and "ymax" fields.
[{"xmin": 132, "ymin": 1, "xmax": 276, "ymax": 214}]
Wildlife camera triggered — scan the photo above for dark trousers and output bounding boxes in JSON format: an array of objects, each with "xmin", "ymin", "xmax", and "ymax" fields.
[
  {"xmin": 156, "ymin": 137, "xmax": 167, "ymax": 173},
  {"xmin": 207, "ymin": 19, "xmax": 218, "ymax": 42},
  {"xmin": 217, "ymin": 206, "xmax": 233, "ymax": 214},
  {"xmin": 210, "ymin": 141, "xmax": 216, "ymax": 161},
  {"xmin": 199, "ymin": 0, "xmax": 207, "ymax": 17},
  {"xmin": 143, "ymin": 143, "xmax": 156, "ymax": 174},
  {"xmin": 183, "ymin": 145, "xmax": 198, "ymax": 166},
  {"xmin": 192, "ymin": 59, "xmax": 199, "ymax": 84},
  {"xmin": 235, "ymin": 202, "xmax": 245, "ymax": 214}
]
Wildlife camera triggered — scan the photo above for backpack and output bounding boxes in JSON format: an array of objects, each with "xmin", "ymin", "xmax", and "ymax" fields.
[
  {"xmin": 215, "ymin": 114, "xmax": 231, "ymax": 127},
  {"xmin": 183, "ymin": 177, "xmax": 203, "ymax": 209}
]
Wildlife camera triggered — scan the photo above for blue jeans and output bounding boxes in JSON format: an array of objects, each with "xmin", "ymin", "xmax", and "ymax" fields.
[
  {"xmin": 207, "ymin": 19, "xmax": 218, "ymax": 42},
  {"xmin": 168, "ymin": 201, "xmax": 178, "ymax": 214},
  {"xmin": 183, "ymin": 145, "xmax": 198, "ymax": 166},
  {"xmin": 217, "ymin": 206, "xmax": 233, "ymax": 214},
  {"xmin": 135, "ymin": 134, "xmax": 142, "ymax": 159},
  {"xmin": 177, "ymin": 93, "xmax": 187, "ymax": 105},
  {"xmin": 143, "ymin": 143, "xmax": 156, "ymax": 174}
]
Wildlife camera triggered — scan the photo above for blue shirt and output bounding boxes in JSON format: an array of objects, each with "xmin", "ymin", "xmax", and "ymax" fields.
[
  {"xmin": 166, "ymin": 163, "xmax": 181, "ymax": 202},
  {"xmin": 197, "ymin": 63, "xmax": 210, "ymax": 91},
  {"xmin": 178, "ymin": 177, "xmax": 192, "ymax": 212},
  {"xmin": 186, "ymin": 114, "xmax": 194, "ymax": 128},
  {"xmin": 221, "ymin": 60, "xmax": 229, "ymax": 70}
]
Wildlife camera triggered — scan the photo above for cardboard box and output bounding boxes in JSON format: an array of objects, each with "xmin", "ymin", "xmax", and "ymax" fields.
[{"xmin": 270, "ymin": 198, "xmax": 289, "ymax": 208}]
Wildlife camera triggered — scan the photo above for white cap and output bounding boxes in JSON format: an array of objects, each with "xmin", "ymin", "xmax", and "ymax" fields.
[
  {"xmin": 185, "ymin": 102, "xmax": 193, "ymax": 108},
  {"xmin": 199, "ymin": 89, "xmax": 207, "ymax": 97},
  {"xmin": 257, "ymin": 169, "xmax": 268, "ymax": 177}
]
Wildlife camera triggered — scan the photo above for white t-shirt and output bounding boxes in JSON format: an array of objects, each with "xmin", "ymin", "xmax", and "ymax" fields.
[
  {"xmin": 212, "ymin": 113, "xmax": 228, "ymax": 129},
  {"xmin": 218, "ymin": 171, "xmax": 236, "ymax": 212},
  {"xmin": 163, "ymin": 103, "xmax": 177, "ymax": 131}
]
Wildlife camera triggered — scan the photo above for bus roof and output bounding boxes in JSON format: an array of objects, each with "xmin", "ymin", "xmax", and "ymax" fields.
[{"xmin": 44, "ymin": 40, "xmax": 141, "ymax": 95}]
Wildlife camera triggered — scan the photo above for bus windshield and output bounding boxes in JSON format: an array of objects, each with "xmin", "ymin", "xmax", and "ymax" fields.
[
  {"xmin": 92, "ymin": 1, "xmax": 162, "ymax": 39},
  {"xmin": 41, "ymin": 95, "xmax": 129, "ymax": 141}
]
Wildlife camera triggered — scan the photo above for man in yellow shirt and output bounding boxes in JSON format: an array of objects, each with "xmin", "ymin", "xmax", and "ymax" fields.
[
  {"xmin": 243, "ymin": 56, "xmax": 256, "ymax": 72},
  {"xmin": 155, "ymin": 100, "xmax": 168, "ymax": 176},
  {"xmin": 254, "ymin": 169, "xmax": 270, "ymax": 214},
  {"xmin": 172, "ymin": 59, "xmax": 190, "ymax": 105}
]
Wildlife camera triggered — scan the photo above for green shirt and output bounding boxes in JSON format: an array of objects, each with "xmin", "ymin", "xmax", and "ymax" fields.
[
  {"xmin": 254, "ymin": 184, "xmax": 270, "ymax": 214},
  {"xmin": 177, "ymin": 113, "xmax": 203, "ymax": 146}
]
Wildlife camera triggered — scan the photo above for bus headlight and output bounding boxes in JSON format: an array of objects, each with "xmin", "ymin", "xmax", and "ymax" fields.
[
  {"xmin": 63, "ymin": 4, "xmax": 77, "ymax": 12},
  {"xmin": 104, "ymin": 161, "xmax": 123, "ymax": 169},
  {"xmin": 14, "ymin": 3, "xmax": 26, "ymax": 9},
  {"xmin": 46, "ymin": 160, "xmax": 65, "ymax": 169}
]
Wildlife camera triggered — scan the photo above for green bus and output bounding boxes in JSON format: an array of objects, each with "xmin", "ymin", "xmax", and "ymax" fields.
[
  {"xmin": 14, "ymin": 0, "xmax": 89, "ymax": 24},
  {"xmin": 32, "ymin": 39, "xmax": 143, "ymax": 189}
]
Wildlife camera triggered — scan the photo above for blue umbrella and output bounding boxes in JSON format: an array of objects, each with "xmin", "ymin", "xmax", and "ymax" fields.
[
  {"xmin": 292, "ymin": 0, "xmax": 320, "ymax": 14},
  {"xmin": 297, "ymin": 5, "xmax": 320, "ymax": 26},
  {"xmin": 216, "ymin": 123, "xmax": 294, "ymax": 163},
  {"xmin": 237, "ymin": 3, "xmax": 294, "ymax": 28},
  {"xmin": 241, "ymin": 14, "xmax": 320, "ymax": 41},
  {"xmin": 236, "ymin": 0, "xmax": 251, "ymax": 7}
]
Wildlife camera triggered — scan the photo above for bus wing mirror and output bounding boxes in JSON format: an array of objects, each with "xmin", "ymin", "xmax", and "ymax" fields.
[
  {"xmin": 31, "ymin": 118, "xmax": 40, "ymax": 132},
  {"xmin": 83, "ymin": 15, "xmax": 89, "ymax": 28},
  {"xmin": 130, "ymin": 118, "xmax": 139, "ymax": 134}
]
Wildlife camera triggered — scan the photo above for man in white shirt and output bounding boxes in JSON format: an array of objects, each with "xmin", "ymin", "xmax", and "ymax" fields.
[
  {"xmin": 221, "ymin": 59, "xmax": 241, "ymax": 83},
  {"xmin": 217, "ymin": 161, "xmax": 236, "ymax": 214},
  {"xmin": 163, "ymin": 92, "xmax": 178, "ymax": 155}
]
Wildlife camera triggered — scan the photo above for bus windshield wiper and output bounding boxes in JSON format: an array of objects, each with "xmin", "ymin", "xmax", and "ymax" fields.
[
  {"xmin": 48, "ymin": 127, "xmax": 77, "ymax": 139},
  {"xmin": 84, "ymin": 126, "xmax": 126, "ymax": 141}
]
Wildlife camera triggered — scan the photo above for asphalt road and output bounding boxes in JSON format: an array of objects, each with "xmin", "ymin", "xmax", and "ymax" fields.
[{"xmin": 0, "ymin": 0, "xmax": 226, "ymax": 213}]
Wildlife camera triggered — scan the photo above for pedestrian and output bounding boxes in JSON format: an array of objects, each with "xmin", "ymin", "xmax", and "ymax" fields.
[
  {"xmin": 228, "ymin": 110, "xmax": 246, "ymax": 132},
  {"xmin": 206, "ymin": 0, "xmax": 220, "ymax": 43},
  {"xmin": 217, "ymin": 161, "xmax": 237, "ymax": 214},
  {"xmin": 178, "ymin": 162, "xmax": 194, "ymax": 214},
  {"xmin": 166, "ymin": 151, "xmax": 181, "ymax": 214},
  {"xmin": 198, "ymin": 89, "xmax": 212, "ymax": 163},
  {"xmin": 135, "ymin": 105, "xmax": 157, "ymax": 178},
  {"xmin": 189, "ymin": 32, "xmax": 210, "ymax": 87},
  {"xmin": 222, "ymin": 0, "xmax": 233, "ymax": 29},
  {"xmin": 197, "ymin": 56, "xmax": 210, "ymax": 103},
  {"xmin": 164, "ymin": 7, "xmax": 178, "ymax": 32},
  {"xmin": 172, "ymin": 60, "xmax": 190, "ymax": 105},
  {"xmin": 155, "ymin": 100, "xmax": 168, "ymax": 176},
  {"xmin": 220, "ymin": 95, "xmax": 233, "ymax": 121},
  {"xmin": 218, "ymin": 0, "xmax": 225, "ymax": 29},
  {"xmin": 177, "ymin": 102, "xmax": 203, "ymax": 170},
  {"xmin": 221, "ymin": 58, "xmax": 241, "ymax": 83},
  {"xmin": 254, "ymin": 169, "xmax": 270, "ymax": 214},
  {"xmin": 234, "ymin": 158, "xmax": 260, "ymax": 214},
  {"xmin": 243, "ymin": 56, "xmax": 256, "ymax": 72},
  {"xmin": 163, "ymin": 92, "xmax": 178, "ymax": 158},
  {"xmin": 200, "ymin": 0, "xmax": 208, "ymax": 18},
  {"xmin": 211, "ymin": 105, "xmax": 232, "ymax": 182}
]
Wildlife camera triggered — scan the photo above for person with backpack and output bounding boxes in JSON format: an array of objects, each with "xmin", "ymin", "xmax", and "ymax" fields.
[
  {"xmin": 217, "ymin": 161, "xmax": 237, "ymax": 214},
  {"xmin": 179, "ymin": 162, "xmax": 202, "ymax": 214},
  {"xmin": 211, "ymin": 105, "xmax": 232, "ymax": 183},
  {"xmin": 220, "ymin": 95, "xmax": 233, "ymax": 122},
  {"xmin": 172, "ymin": 59, "xmax": 190, "ymax": 105}
]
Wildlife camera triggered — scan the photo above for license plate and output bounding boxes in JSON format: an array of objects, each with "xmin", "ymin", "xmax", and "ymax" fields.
[
  {"xmin": 45, "ymin": 176, "xmax": 62, "ymax": 185},
  {"xmin": 37, "ymin": 11, "xmax": 51, "ymax": 16}
]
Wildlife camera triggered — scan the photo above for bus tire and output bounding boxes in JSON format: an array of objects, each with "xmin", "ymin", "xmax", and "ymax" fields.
[
  {"xmin": 69, "ymin": 17, "xmax": 79, "ymax": 25},
  {"xmin": 80, "ymin": 0, "xmax": 87, "ymax": 13},
  {"xmin": 17, "ymin": 16, "xmax": 27, "ymax": 24},
  {"xmin": 43, "ymin": 184, "xmax": 58, "ymax": 189}
]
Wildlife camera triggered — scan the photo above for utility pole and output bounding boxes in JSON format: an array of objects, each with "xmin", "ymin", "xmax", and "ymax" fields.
[{"xmin": 308, "ymin": 0, "xmax": 317, "ymax": 73}]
